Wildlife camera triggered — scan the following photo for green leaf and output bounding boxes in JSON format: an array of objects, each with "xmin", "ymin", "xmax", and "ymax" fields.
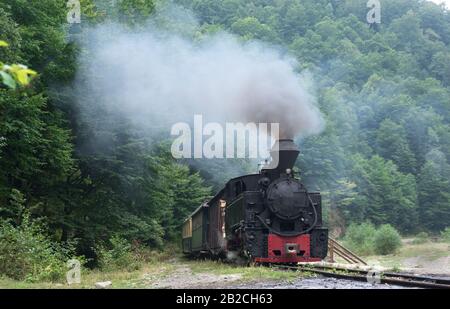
[
  {"xmin": 0, "ymin": 71, "xmax": 17, "ymax": 89},
  {"xmin": 0, "ymin": 40, "xmax": 9, "ymax": 47},
  {"xmin": 15, "ymin": 68, "xmax": 37, "ymax": 86}
]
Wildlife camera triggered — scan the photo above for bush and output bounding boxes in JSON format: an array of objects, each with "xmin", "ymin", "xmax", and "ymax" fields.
[
  {"xmin": 343, "ymin": 222, "xmax": 376, "ymax": 255},
  {"xmin": 412, "ymin": 232, "xmax": 429, "ymax": 244},
  {"xmin": 441, "ymin": 227, "xmax": 450, "ymax": 243},
  {"xmin": 95, "ymin": 236, "xmax": 142, "ymax": 272},
  {"xmin": 374, "ymin": 224, "xmax": 402, "ymax": 255},
  {"xmin": 94, "ymin": 237, "xmax": 179, "ymax": 272},
  {"xmin": 343, "ymin": 223, "xmax": 403, "ymax": 256},
  {"xmin": 0, "ymin": 213, "xmax": 77, "ymax": 282}
]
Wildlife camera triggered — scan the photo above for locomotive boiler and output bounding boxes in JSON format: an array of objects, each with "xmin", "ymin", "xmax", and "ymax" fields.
[{"xmin": 182, "ymin": 139, "xmax": 328, "ymax": 264}]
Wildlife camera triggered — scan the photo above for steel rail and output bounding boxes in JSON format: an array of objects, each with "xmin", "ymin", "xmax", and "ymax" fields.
[{"xmin": 274, "ymin": 264, "xmax": 450, "ymax": 289}]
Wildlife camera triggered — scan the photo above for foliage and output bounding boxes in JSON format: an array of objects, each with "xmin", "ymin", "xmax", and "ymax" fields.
[
  {"xmin": 412, "ymin": 231, "xmax": 429, "ymax": 244},
  {"xmin": 0, "ymin": 41, "xmax": 36, "ymax": 89},
  {"xmin": 0, "ymin": 212, "xmax": 77, "ymax": 282},
  {"xmin": 117, "ymin": 0, "xmax": 155, "ymax": 25},
  {"xmin": 345, "ymin": 155, "xmax": 418, "ymax": 233},
  {"xmin": 373, "ymin": 224, "xmax": 402, "ymax": 255},
  {"xmin": 343, "ymin": 222, "xmax": 377, "ymax": 255},
  {"xmin": 0, "ymin": 90, "xmax": 75, "ymax": 231},
  {"xmin": 418, "ymin": 150, "xmax": 450, "ymax": 232},
  {"xmin": 95, "ymin": 235, "xmax": 140, "ymax": 271},
  {"xmin": 144, "ymin": 147, "xmax": 211, "ymax": 241},
  {"xmin": 376, "ymin": 119, "xmax": 417, "ymax": 174},
  {"xmin": 231, "ymin": 17, "xmax": 279, "ymax": 42},
  {"xmin": 343, "ymin": 222, "xmax": 402, "ymax": 255},
  {"xmin": 94, "ymin": 235, "xmax": 176, "ymax": 272},
  {"xmin": 441, "ymin": 227, "xmax": 450, "ymax": 243}
]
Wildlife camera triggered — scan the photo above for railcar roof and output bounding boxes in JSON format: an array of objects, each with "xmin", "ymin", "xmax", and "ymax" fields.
[
  {"xmin": 183, "ymin": 173, "xmax": 262, "ymax": 222},
  {"xmin": 227, "ymin": 173, "xmax": 260, "ymax": 182}
]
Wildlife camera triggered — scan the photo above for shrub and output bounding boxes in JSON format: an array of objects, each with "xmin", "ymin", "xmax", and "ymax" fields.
[
  {"xmin": 441, "ymin": 227, "xmax": 450, "ymax": 243},
  {"xmin": 0, "ymin": 213, "xmax": 77, "ymax": 282},
  {"xmin": 343, "ymin": 222, "xmax": 376, "ymax": 255},
  {"xmin": 95, "ymin": 235, "xmax": 141, "ymax": 272},
  {"xmin": 374, "ymin": 224, "xmax": 402, "ymax": 255},
  {"xmin": 412, "ymin": 232, "xmax": 429, "ymax": 244},
  {"xmin": 343, "ymin": 223, "xmax": 403, "ymax": 256}
]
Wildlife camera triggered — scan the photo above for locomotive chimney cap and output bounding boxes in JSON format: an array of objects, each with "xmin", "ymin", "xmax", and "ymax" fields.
[
  {"xmin": 263, "ymin": 139, "xmax": 300, "ymax": 173},
  {"xmin": 270, "ymin": 139, "xmax": 300, "ymax": 153}
]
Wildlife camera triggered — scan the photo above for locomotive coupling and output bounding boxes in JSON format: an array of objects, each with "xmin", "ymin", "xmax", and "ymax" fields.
[{"xmin": 285, "ymin": 243, "xmax": 299, "ymax": 256}]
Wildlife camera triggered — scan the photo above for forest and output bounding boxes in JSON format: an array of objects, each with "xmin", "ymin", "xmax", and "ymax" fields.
[{"xmin": 0, "ymin": 0, "xmax": 450, "ymax": 281}]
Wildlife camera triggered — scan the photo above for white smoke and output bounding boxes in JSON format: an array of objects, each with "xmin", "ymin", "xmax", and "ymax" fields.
[{"xmin": 74, "ymin": 5, "xmax": 324, "ymax": 144}]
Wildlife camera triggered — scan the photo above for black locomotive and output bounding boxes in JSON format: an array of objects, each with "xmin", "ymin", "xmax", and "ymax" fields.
[{"xmin": 182, "ymin": 139, "xmax": 328, "ymax": 263}]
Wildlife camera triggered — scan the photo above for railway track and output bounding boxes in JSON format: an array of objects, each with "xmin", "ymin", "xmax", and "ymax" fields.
[{"xmin": 274, "ymin": 264, "xmax": 450, "ymax": 289}]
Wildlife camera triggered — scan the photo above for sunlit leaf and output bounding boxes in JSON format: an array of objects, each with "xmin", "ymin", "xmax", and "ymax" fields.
[
  {"xmin": 0, "ymin": 41, "xmax": 8, "ymax": 47},
  {"xmin": 23, "ymin": 68, "xmax": 37, "ymax": 76},
  {"xmin": 15, "ymin": 70, "xmax": 29, "ymax": 85},
  {"xmin": 5, "ymin": 64, "xmax": 37, "ymax": 86},
  {"xmin": 0, "ymin": 71, "xmax": 16, "ymax": 89}
]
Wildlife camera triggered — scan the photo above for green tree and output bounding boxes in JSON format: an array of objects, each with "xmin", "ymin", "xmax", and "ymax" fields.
[
  {"xmin": 418, "ymin": 150, "xmax": 450, "ymax": 232},
  {"xmin": 348, "ymin": 155, "xmax": 418, "ymax": 233},
  {"xmin": 231, "ymin": 17, "xmax": 278, "ymax": 42},
  {"xmin": 430, "ymin": 52, "xmax": 450, "ymax": 86},
  {"xmin": 117, "ymin": 0, "xmax": 155, "ymax": 25},
  {"xmin": 0, "ymin": 91, "xmax": 74, "ymax": 224},
  {"xmin": 376, "ymin": 119, "xmax": 417, "ymax": 174},
  {"xmin": 145, "ymin": 146, "xmax": 211, "ymax": 240}
]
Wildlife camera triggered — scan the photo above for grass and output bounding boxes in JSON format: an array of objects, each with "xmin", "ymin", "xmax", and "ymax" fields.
[
  {"xmin": 328, "ymin": 238, "xmax": 450, "ymax": 274},
  {"xmin": 364, "ymin": 240, "xmax": 450, "ymax": 269},
  {"xmin": 0, "ymin": 261, "xmax": 175, "ymax": 289},
  {"xmin": 5, "ymin": 238, "xmax": 447, "ymax": 288},
  {"xmin": 186, "ymin": 259, "xmax": 307, "ymax": 282},
  {"xmin": 0, "ymin": 257, "xmax": 309, "ymax": 289}
]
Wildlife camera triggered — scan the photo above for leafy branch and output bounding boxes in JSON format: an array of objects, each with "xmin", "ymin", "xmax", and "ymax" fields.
[{"xmin": 0, "ymin": 40, "xmax": 37, "ymax": 89}]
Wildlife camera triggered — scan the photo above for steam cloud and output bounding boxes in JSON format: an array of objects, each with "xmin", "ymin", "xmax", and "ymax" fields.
[{"xmin": 74, "ymin": 7, "xmax": 324, "ymax": 144}]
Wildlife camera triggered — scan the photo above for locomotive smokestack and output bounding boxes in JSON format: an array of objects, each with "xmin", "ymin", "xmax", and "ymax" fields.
[
  {"xmin": 272, "ymin": 139, "xmax": 300, "ymax": 171},
  {"xmin": 263, "ymin": 139, "xmax": 299, "ymax": 175}
]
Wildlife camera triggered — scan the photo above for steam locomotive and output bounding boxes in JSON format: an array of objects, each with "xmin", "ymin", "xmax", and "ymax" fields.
[{"xmin": 182, "ymin": 139, "xmax": 328, "ymax": 264}]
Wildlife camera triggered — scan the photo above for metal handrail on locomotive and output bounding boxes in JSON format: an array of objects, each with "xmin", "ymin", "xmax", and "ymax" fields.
[{"xmin": 182, "ymin": 139, "xmax": 328, "ymax": 264}]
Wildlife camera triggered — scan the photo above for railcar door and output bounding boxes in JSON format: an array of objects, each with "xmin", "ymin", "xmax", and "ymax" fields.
[{"xmin": 207, "ymin": 199, "xmax": 226, "ymax": 253}]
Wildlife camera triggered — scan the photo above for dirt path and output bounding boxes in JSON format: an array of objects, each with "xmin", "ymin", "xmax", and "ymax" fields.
[
  {"xmin": 144, "ymin": 264, "xmax": 242, "ymax": 289},
  {"xmin": 402, "ymin": 255, "xmax": 450, "ymax": 275},
  {"xmin": 366, "ymin": 241, "xmax": 450, "ymax": 276}
]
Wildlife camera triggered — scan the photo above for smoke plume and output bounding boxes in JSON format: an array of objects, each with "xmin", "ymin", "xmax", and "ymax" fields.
[{"xmin": 74, "ymin": 6, "xmax": 324, "ymax": 145}]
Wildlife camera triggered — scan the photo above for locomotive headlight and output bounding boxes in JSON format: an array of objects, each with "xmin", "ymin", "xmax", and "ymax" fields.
[{"xmin": 286, "ymin": 168, "xmax": 291, "ymax": 175}]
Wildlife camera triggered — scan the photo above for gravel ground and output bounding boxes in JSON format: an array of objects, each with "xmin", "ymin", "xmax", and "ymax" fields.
[
  {"xmin": 146, "ymin": 265, "xmax": 242, "ymax": 289},
  {"xmin": 144, "ymin": 262, "xmax": 407, "ymax": 289},
  {"xmin": 228, "ymin": 277, "xmax": 406, "ymax": 289}
]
